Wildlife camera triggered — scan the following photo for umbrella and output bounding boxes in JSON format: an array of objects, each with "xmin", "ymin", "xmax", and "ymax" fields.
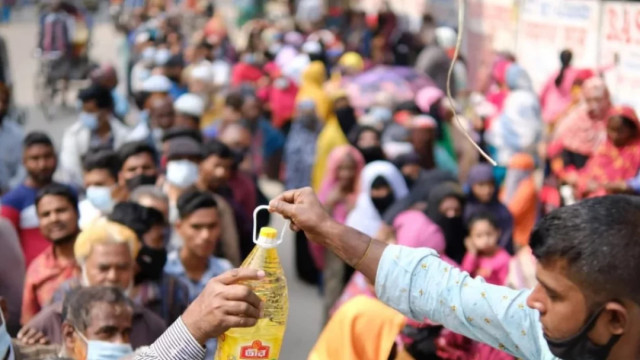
[{"xmin": 343, "ymin": 66, "xmax": 436, "ymax": 112}]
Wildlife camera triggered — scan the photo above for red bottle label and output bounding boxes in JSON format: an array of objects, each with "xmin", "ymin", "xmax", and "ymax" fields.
[{"xmin": 239, "ymin": 340, "xmax": 271, "ymax": 359}]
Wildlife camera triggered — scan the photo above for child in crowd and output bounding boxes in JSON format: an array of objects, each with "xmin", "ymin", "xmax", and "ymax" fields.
[{"xmin": 462, "ymin": 213, "xmax": 511, "ymax": 285}]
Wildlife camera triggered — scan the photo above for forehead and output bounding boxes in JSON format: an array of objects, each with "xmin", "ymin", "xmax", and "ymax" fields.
[
  {"xmin": 38, "ymin": 194, "xmax": 72, "ymax": 210},
  {"xmin": 124, "ymin": 153, "xmax": 154, "ymax": 166},
  {"xmin": 25, "ymin": 144, "xmax": 54, "ymax": 156},
  {"xmin": 87, "ymin": 302, "xmax": 133, "ymax": 329},
  {"xmin": 88, "ymin": 242, "xmax": 132, "ymax": 263},
  {"xmin": 184, "ymin": 207, "xmax": 218, "ymax": 223},
  {"xmin": 537, "ymin": 258, "xmax": 587, "ymax": 300}
]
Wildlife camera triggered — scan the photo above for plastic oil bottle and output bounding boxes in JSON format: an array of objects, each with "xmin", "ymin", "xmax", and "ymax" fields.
[{"xmin": 216, "ymin": 206, "xmax": 289, "ymax": 360}]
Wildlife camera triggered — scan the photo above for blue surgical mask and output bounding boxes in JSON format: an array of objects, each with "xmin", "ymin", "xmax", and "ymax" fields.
[
  {"xmin": 166, "ymin": 160, "xmax": 199, "ymax": 189},
  {"xmin": 80, "ymin": 111, "xmax": 99, "ymax": 131},
  {"xmin": 85, "ymin": 186, "xmax": 114, "ymax": 213},
  {"xmin": 0, "ymin": 310, "xmax": 14, "ymax": 360},
  {"xmin": 77, "ymin": 329, "xmax": 133, "ymax": 360}
]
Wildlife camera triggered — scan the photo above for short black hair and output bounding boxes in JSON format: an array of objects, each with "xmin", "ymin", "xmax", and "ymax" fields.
[
  {"xmin": 82, "ymin": 150, "xmax": 120, "ymax": 180},
  {"xmin": 23, "ymin": 131, "xmax": 54, "ymax": 150},
  {"xmin": 165, "ymin": 54, "xmax": 185, "ymax": 68},
  {"xmin": 177, "ymin": 190, "xmax": 217, "ymax": 219},
  {"xmin": 203, "ymin": 139, "xmax": 233, "ymax": 160},
  {"xmin": 78, "ymin": 84, "xmax": 114, "ymax": 110},
  {"xmin": 35, "ymin": 183, "xmax": 78, "ymax": 214},
  {"xmin": 161, "ymin": 127, "xmax": 203, "ymax": 144},
  {"xmin": 225, "ymin": 92, "xmax": 244, "ymax": 111},
  {"xmin": 531, "ymin": 195, "xmax": 640, "ymax": 304},
  {"xmin": 117, "ymin": 141, "xmax": 157, "ymax": 170},
  {"xmin": 109, "ymin": 202, "xmax": 165, "ymax": 241},
  {"xmin": 467, "ymin": 212, "xmax": 499, "ymax": 231},
  {"xmin": 62, "ymin": 286, "xmax": 133, "ymax": 332}
]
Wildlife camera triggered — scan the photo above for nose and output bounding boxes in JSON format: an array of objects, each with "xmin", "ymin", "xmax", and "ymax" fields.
[
  {"xmin": 105, "ymin": 267, "xmax": 118, "ymax": 283},
  {"xmin": 526, "ymin": 285, "xmax": 546, "ymax": 315}
]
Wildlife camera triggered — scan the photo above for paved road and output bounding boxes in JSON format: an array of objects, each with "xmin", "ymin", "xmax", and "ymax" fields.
[{"xmin": 0, "ymin": 6, "xmax": 323, "ymax": 358}]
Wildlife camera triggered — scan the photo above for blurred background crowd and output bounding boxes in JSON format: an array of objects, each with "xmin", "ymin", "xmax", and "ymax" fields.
[{"xmin": 0, "ymin": 0, "xmax": 638, "ymax": 359}]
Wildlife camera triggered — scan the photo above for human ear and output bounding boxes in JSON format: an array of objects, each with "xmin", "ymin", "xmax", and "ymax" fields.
[{"xmin": 604, "ymin": 301, "xmax": 628, "ymax": 336}]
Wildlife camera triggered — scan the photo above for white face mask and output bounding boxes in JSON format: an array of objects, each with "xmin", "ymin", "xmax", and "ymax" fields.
[
  {"xmin": 76, "ymin": 329, "xmax": 133, "ymax": 360},
  {"xmin": 85, "ymin": 186, "xmax": 114, "ymax": 213},
  {"xmin": 0, "ymin": 310, "xmax": 14, "ymax": 360},
  {"xmin": 79, "ymin": 111, "xmax": 99, "ymax": 131},
  {"xmin": 166, "ymin": 160, "xmax": 199, "ymax": 189}
]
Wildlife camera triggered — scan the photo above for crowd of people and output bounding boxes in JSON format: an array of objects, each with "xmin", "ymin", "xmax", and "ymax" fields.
[{"xmin": 0, "ymin": 0, "xmax": 639, "ymax": 359}]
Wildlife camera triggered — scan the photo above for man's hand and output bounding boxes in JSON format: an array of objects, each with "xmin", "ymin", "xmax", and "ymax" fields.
[
  {"xmin": 17, "ymin": 327, "xmax": 50, "ymax": 345},
  {"xmin": 269, "ymin": 187, "xmax": 335, "ymax": 244},
  {"xmin": 182, "ymin": 269, "xmax": 265, "ymax": 345}
]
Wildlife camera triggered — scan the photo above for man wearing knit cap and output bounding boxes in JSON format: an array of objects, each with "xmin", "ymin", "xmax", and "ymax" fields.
[{"xmin": 174, "ymin": 93, "xmax": 205, "ymax": 130}]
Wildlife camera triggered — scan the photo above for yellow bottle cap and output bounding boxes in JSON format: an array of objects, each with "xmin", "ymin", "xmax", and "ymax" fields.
[{"xmin": 259, "ymin": 227, "xmax": 278, "ymax": 240}]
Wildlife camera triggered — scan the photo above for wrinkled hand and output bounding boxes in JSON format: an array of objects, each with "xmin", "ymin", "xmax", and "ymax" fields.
[
  {"xmin": 182, "ymin": 269, "xmax": 265, "ymax": 345},
  {"xmin": 269, "ymin": 187, "xmax": 335, "ymax": 244},
  {"xmin": 17, "ymin": 327, "xmax": 50, "ymax": 345}
]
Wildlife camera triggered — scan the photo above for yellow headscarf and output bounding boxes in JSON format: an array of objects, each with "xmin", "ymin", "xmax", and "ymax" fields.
[
  {"xmin": 296, "ymin": 61, "xmax": 332, "ymax": 122},
  {"xmin": 311, "ymin": 114, "xmax": 348, "ymax": 190},
  {"xmin": 308, "ymin": 296, "xmax": 406, "ymax": 360},
  {"xmin": 75, "ymin": 220, "xmax": 141, "ymax": 264}
]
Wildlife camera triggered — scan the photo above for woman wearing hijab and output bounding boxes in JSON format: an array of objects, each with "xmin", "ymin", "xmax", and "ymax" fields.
[
  {"xmin": 295, "ymin": 61, "xmax": 331, "ymax": 122},
  {"xmin": 464, "ymin": 163, "xmax": 514, "ymax": 254},
  {"xmin": 500, "ymin": 153, "xmax": 538, "ymax": 248},
  {"xmin": 315, "ymin": 145, "xmax": 365, "ymax": 319},
  {"xmin": 346, "ymin": 160, "xmax": 408, "ymax": 238},
  {"xmin": 350, "ymin": 125, "xmax": 386, "ymax": 164},
  {"xmin": 426, "ymin": 181, "xmax": 467, "ymax": 263},
  {"xmin": 548, "ymin": 77, "xmax": 610, "ymax": 179},
  {"xmin": 309, "ymin": 296, "xmax": 406, "ymax": 360},
  {"xmin": 487, "ymin": 64, "xmax": 542, "ymax": 166},
  {"xmin": 577, "ymin": 106, "xmax": 640, "ymax": 198},
  {"xmin": 310, "ymin": 92, "xmax": 352, "ymax": 191}
]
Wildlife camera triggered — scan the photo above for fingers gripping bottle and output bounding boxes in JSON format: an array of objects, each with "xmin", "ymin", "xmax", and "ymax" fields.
[{"xmin": 216, "ymin": 206, "xmax": 289, "ymax": 360}]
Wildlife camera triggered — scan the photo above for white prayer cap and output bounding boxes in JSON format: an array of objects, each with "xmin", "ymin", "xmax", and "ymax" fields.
[
  {"xmin": 174, "ymin": 93, "xmax": 205, "ymax": 117},
  {"xmin": 142, "ymin": 75, "xmax": 172, "ymax": 93}
]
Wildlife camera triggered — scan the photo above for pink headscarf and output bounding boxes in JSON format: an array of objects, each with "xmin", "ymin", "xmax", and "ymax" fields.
[
  {"xmin": 393, "ymin": 210, "xmax": 445, "ymax": 253},
  {"xmin": 311, "ymin": 145, "xmax": 365, "ymax": 269},
  {"xmin": 416, "ymin": 87, "xmax": 444, "ymax": 113}
]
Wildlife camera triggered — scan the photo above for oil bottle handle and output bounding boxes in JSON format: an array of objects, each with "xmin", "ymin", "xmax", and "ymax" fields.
[{"xmin": 253, "ymin": 205, "xmax": 290, "ymax": 246}]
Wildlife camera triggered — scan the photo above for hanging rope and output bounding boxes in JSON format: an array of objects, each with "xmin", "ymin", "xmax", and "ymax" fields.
[{"xmin": 445, "ymin": 0, "xmax": 497, "ymax": 166}]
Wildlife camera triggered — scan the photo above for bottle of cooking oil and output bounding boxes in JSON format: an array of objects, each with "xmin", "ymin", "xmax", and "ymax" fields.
[{"xmin": 215, "ymin": 213, "xmax": 288, "ymax": 360}]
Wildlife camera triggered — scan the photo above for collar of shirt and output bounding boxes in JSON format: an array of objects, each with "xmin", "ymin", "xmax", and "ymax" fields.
[{"xmin": 165, "ymin": 250, "xmax": 228, "ymax": 287}]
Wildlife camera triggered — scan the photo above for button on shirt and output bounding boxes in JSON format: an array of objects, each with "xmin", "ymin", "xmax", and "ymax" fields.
[{"xmin": 375, "ymin": 245, "xmax": 557, "ymax": 360}]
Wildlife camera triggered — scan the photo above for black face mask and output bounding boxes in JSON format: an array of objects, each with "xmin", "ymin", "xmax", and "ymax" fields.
[
  {"xmin": 437, "ymin": 216, "xmax": 467, "ymax": 264},
  {"xmin": 336, "ymin": 106, "xmax": 357, "ymax": 135},
  {"xmin": 125, "ymin": 174, "xmax": 158, "ymax": 191},
  {"xmin": 372, "ymin": 193, "xmax": 395, "ymax": 215},
  {"xmin": 359, "ymin": 146, "xmax": 385, "ymax": 164},
  {"xmin": 135, "ymin": 246, "xmax": 168, "ymax": 284},
  {"xmin": 403, "ymin": 174, "xmax": 415, "ymax": 189},
  {"xmin": 545, "ymin": 305, "xmax": 621, "ymax": 360}
]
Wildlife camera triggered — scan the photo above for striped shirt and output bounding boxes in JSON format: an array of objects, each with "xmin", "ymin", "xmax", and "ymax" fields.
[{"xmin": 135, "ymin": 317, "xmax": 206, "ymax": 360}]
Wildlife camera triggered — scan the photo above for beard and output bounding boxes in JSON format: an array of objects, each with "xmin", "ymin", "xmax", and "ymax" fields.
[{"xmin": 51, "ymin": 232, "xmax": 77, "ymax": 245}]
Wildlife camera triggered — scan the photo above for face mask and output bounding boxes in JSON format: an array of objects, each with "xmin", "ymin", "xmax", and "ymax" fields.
[
  {"xmin": 545, "ymin": 306, "xmax": 621, "ymax": 360},
  {"xmin": 274, "ymin": 77, "xmax": 290, "ymax": 89},
  {"xmin": 125, "ymin": 174, "xmax": 158, "ymax": 191},
  {"xmin": 135, "ymin": 246, "xmax": 167, "ymax": 284},
  {"xmin": 166, "ymin": 160, "xmax": 199, "ymax": 189},
  {"xmin": 86, "ymin": 186, "xmax": 114, "ymax": 213},
  {"xmin": 80, "ymin": 112, "xmax": 99, "ymax": 131},
  {"xmin": 76, "ymin": 329, "xmax": 133, "ymax": 360},
  {"xmin": 403, "ymin": 175, "xmax": 415, "ymax": 189},
  {"xmin": 371, "ymin": 193, "xmax": 395, "ymax": 215},
  {"xmin": 0, "ymin": 310, "xmax": 14, "ymax": 360},
  {"xmin": 359, "ymin": 146, "xmax": 385, "ymax": 164}
]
